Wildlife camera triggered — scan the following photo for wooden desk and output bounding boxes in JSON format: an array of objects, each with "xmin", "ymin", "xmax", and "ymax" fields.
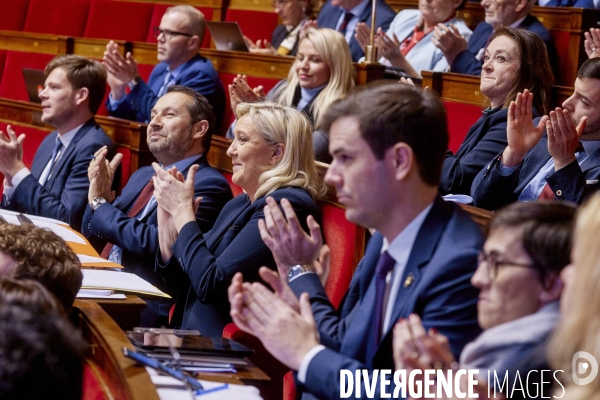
[{"xmin": 76, "ymin": 295, "xmax": 147, "ymax": 331}]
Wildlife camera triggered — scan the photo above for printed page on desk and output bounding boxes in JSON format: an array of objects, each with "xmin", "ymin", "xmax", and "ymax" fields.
[
  {"xmin": 0, "ymin": 210, "xmax": 85, "ymax": 244},
  {"xmin": 82, "ymin": 269, "xmax": 171, "ymax": 298}
]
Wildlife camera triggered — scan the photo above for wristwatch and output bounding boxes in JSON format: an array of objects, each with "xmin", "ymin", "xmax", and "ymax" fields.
[
  {"xmin": 287, "ymin": 263, "xmax": 316, "ymax": 283},
  {"xmin": 90, "ymin": 197, "xmax": 107, "ymax": 212}
]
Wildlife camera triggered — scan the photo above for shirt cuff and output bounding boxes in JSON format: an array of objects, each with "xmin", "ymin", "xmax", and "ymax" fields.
[
  {"xmin": 4, "ymin": 167, "xmax": 31, "ymax": 199},
  {"xmin": 297, "ymin": 345, "xmax": 325, "ymax": 384},
  {"xmin": 497, "ymin": 159, "xmax": 520, "ymax": 176},
  {"xmin": 108, "ymin": 92, "xmax": 127, "ymax": 109}
]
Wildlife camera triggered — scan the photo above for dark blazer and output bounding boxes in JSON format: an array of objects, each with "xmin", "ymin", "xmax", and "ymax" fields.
[
  {"xmin": 290, "ymin": 197, "xmax": 483, "ymax": 400},
  {"xmin": 451, "ymin": 15, "xmax": 559, "ymax": 78},
  {"xmin": 471, "ymin": 131, "xmax": 600, "ymax": 210},
  {"xmin": 106, "ymin": 54, "xmax": 226, "ymax": 129},
  {"xmin": 271, "ymin": 24, "xmax": 299, "ymax": 56},
  {"xmin": 81, "ymin": 154, "xmax": 232, "ymax": 293},
  {"xmin": 440, "ymin": 106, "xmax": 535, "ymax": 196},
  {"xmin": 317, "ymin": 0, "xmax": 396, "ymax": 62},
  {"xmin": 3, "ymin": 119, "xmax": 115, "ymax": 232},
  {"xmin": 157, "ymin": 186, "xmax": 318, "ymax": 337}
]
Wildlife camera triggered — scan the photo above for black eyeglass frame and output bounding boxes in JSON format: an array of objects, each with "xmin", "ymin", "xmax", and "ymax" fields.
[
  {"xmin": 153, "ymin": 27, "xmax": 195, "ymax": 40},
  {"xmin": 477, "ymin": 251, "xmax": 542, "ymax": 280}
]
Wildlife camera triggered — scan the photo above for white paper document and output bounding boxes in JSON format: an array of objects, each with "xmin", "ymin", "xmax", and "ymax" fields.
[
  {"xmin": 0, "ymin": 210, "xmax": 85, "ymax": 244},
  {"xmin": 78, "ymin": 254, "xmax": 123, "ymax": 269},
  {"xmin": 81, "ymin": 269, "xmax": 171, "ymax": 298}
]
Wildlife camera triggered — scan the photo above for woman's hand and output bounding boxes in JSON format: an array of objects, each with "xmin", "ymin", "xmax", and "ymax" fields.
[
  {"xmin": 375, "ymin": 29, "xmax": 421, "ymax": 78},
  {"xmin": 228, "ymin": 74, "xmax": 265, "ymax": 116},
  {"xmin": 152, "ymin": 163, "xmax": 199, "ymax": 231},
  {"xmin": 584, "ymin": 28, "xmax": 600, "ymax": 59},
  {"xmin": 432, "ymin": 24, "xmax": 468, "ymax": 66},
  {"xmin": 245, "ymin": 36, "xmax": 278, "ymax": 55}
]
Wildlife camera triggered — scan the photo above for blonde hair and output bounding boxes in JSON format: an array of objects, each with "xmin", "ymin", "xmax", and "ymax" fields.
[
  {"xmin": 236, "ymin": 101, "xmax": 327, "ymax": 200},
  {"xmin": 548, "ymin": 193, "xmax": 600, "ymax": 399},
  {"xmin": 272, "ymin": 28, "xmax": 355, "ymax": 128}
]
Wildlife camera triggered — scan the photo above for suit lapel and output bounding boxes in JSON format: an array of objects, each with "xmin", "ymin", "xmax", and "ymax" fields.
[
  {"xmin": 31, "ymin": 132, "xmax": 58, "ymax": 178},
  {"xmin": 579, "ymin": 144, "xmax": 600, "ymax": 172},
  {"xmin": 46, "ymin": 119, "xmax": 96, "ymax": 189}
]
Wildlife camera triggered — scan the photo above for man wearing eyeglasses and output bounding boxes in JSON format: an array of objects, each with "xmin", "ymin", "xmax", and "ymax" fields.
[{"xmin": 103, "ymin": 5, "xmax": 225, "ymax": 129}]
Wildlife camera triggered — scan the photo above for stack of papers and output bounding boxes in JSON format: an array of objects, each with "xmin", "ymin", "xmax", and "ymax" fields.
[{"xmin": 82, "ymin": 269, "xmax": 171, "ymax": 298}]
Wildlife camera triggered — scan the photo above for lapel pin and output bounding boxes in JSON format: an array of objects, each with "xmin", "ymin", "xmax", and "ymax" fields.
[{"xmin": 404, "ymin": 273, "xmax": 415, "ymax": 288}]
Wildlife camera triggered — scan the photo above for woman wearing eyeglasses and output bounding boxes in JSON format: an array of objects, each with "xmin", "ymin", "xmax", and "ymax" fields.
[
  {"xmin": 244, "ymin": 0, "xmax": 315, "ymax": 56},
  {"xmin": 391, "ymin": 201, "xmax": 575, "ymax": 398}
]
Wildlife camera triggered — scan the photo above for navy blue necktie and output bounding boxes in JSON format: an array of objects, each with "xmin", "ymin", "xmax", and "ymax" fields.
[
  {"xmin": 40, "ymin": 139, "xmax": 63, "ymax": 186},
  {"xmin": 338, "ymin": 12, "xmax": 353, "ymax": 36}
]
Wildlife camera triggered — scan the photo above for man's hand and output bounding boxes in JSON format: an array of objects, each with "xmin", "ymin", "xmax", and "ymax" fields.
[
  {"xmin": 157, "ymin": 203, "xmax": 178, "ymax": 263},
  {"xmin": 103, "ymin": 41, "xmax": 140, "ymax": 100},
  {"xmin": 88, "ymin": 146, "xmax": 122, "ymax": 204},
  {"xmin": 258, "ymin": 197, "xmax": 322, "ymax": 276},
  {"xmin": 240, "ymin": 283, "xmax": 319, "ymax": 371},
  {"xmin": 432, "ymin": 24, "xmax": 468, "ymax": 66},
  {"xmin": 355, "ymin": 22, "xmax": 372, "ymax": 52},
  {"xmin": 152, "ymin": 163, "xmax": 199, "ymax": 231},
  {"xmin": 584, "ymin": 28, "xmax": 600, "ymax": 59},
  {"xmin": 314, "ymin": 245, "xmax": 331, "ymax": 287},
  {"xmin": 0, "ymin": 125, "xmax": 26, "ymax": 183},
  {"xmin": 502, "ymin": 90, "xmax": 548, "ymax": 167},
  {"xmin": 547, "ymin": 108, "xmax": 586, "ymax": 171}
]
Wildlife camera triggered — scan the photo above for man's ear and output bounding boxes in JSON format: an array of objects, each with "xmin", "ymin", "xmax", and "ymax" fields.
[
  {"xmin": 270, "ymin": 143, "xmax": 286, "ymax": 165},
  {"xmin": 514, "ymin": 0, "xmax": 529, "ymax": 14},
  {"xmin": 187, "ymin": 35, "xmax": 200, "ymax": 51},
  {"xmin": 390, "ymin": 142, "xmax": 414, "ymax": 181},
  {"xmin": 191, "ymin": 120, "xmax": 209, "ymax": 140},
  {"xmin": 539, "ymin": 273, "xmax": 564, "ymax": 304},
  {"xmin": 74, "ymin": 87, "xmax": 89, "ymax": 107}
]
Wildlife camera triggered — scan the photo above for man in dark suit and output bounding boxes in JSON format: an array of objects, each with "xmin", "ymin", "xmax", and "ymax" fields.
[
  {"xmin": 434, "ymin": 0, "xmax": 558, "ymax": 77},
  {"xmin": 228, "ymin": 83, "xmax": 483, "ymax": 399},
  {"xmin": 103, "ymin": 5, "xmax": 225, "ymax": 128},
  {"xmin": 82, "ymin": 86, "xmax": 232, "ymax": 326},
  {"xmin": 0, "ymin": 55, "xmax": 116, "ymax": 232},
  {"xmin": 317, "ymin": 0, "xmax": 396, "ymax": 61},
  {"xmin": 471, "ymin": 58, "xmax": 600, "ymax": 210}
]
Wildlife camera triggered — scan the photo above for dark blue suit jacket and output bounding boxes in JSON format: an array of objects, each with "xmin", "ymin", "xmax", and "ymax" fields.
[
  {"xmin": 3, "ymin": 119, "xmax": 115, "ymax": 232},
  {"xmin": 545, "ymin": 0, "xmax": 593, "ymax": 6},
  {"xmin": 451, "ymin": 15, "xmax": 559, "ymax": 78},
  {"xmin": 106, "ymin": 54, "xmax": 226, "ymax": 129},
  {"xmin": 471, "ymin": 131, "xmax": 600, "ymax": 210},
  {"xmin": 440, "ymin": 106, "xmax": 540, "ymax": 195},
  {"xmin": 81, "ymin": 154, "xmax": 232, "ymax": 293},
  {"xmin": 157, "ymin": 187, "xmax": 318, "ymax": 337},
  {"xmin": 290, "ymin": 197, "xmax": 483, "ymax": 400},
  {"xmin": 317, "ymin": 0, "xmax": 396, "ymax": 61}
]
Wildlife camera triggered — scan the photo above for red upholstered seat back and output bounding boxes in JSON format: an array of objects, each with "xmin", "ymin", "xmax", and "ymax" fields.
[
  {"xmin": 443, "ymin": 101, "xmax": 482, "ymax": 153},
  {"xmin": 217, "ymin": 170, "xmax": 243, "ymax": 197},
  {"xmin": 551, "ymin": 30, "xmax": 570, "ymax": 86},
  {"xmin": 0, "ymin": 51, "xmax": 54, "ymax": 101},
  {"xmin": 137, "ymin": 63, "xmax": 155, "ymax": 82},
  {"xmin": 115, "ymin": 146, "xmax": 131, "ymax": 192},
  {"xmin": 224, "ymin": 9, "xmax": 279, "ymax": 43},
  {"xmin": 146, "ymin": 4, "xmax": 213, "ymax": 49},
  {"xmin": 0, "ymin": 51, "xmax": 7, "ymax": 84},
  {"xmin": 82, "ymin": 363, "xmax": 108, "ymax": 400},
  {"xmin": 319, "ymin": 202, "xmax": 360, "ymax": 308},
  {"xmin": 84, "ymin": 0, "xmax": 154, "ymax": 41},
  {"xmin": 218, "ymin": 72, "xmax": 281, "ymax": 135},
  {"xmin": 1, "ymin": 0, "xmax": 30, "ymax": 31},
  {"xmin": 24, "ymin": 0, "xmax": 90, "ymax": 36}
]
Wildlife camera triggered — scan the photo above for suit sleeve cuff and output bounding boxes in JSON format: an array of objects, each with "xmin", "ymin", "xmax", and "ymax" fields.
[
  {"xmin": 4, "ymin": 167, "xmax": 31, "ymax": 199},
  {"xmin": 108, "ymin": 92, "xmax": 127, "ymax": 109},
  {"xmin": 497, "ymin": 158, "xmax": 520, "ymax": 176},
  {"xmin": 297, "ymin": 345, "xmax": 325, "ymax": 384}
]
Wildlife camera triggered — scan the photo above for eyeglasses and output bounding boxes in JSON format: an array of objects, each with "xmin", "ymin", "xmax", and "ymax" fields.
[
  {"xmin": 477, "ymin": 251, "xmax": 538, "ymax": 280},
  {"xmin": 153, "ymin": 27, "xmax": 194, "ymax": 41}
]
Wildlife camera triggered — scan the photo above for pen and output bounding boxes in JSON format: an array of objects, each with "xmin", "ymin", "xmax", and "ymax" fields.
[
  {"xmin": 17, "ymin": 213, "xmax": 33, "ymax": 225},
  {"xmin": 122, "ymin": 348, "xmax": 204, "ymax": 390}
]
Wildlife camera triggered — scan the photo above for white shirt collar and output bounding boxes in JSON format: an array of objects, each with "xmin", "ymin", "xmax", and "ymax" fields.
[
  {"xmin": 509, "ymin": 16, "xmax": 526, "ymax": 29},
  {"xmin": 57, "ymin": 123, "xmax": 84, "ymax": 149}
]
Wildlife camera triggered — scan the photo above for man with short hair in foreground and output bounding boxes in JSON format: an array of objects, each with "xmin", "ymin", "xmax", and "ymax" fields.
[
  {"xmin": 229, "ymin": 83, "xmax": 483, "ymax": 399},
  {"xmin": 0, "ymin": 55, "xmax": 116, "ymax": 231}
]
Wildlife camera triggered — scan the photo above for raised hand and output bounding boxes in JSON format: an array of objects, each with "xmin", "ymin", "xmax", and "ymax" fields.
[
  {"xmin": 88, "ymin": 146, "xmax": 123, "ymax": 204},
  {"xmin": 584, "ymin": 28, "xmax": 600, "ymax": 59},
  {"xmin": 103, "ymin": 41, "xmax": 140, "ymax": 100},
  {"xmin": 502, "ymin": 90, "xmax": 548, "ymax": 167},
  {"xmin": 432, "ymin": 24, "xmax": 468, "ymax": 66},
  {"xmin": 547, "ymin": 108, "xmax": 586, "ymax": 171},
  {"xmin": 0, "ymin": 125, "xmax": 26, "ymax": 183},
  {"xmin": 228, "ymin": 74, "xmax": 264, "ymax": 116},
  {"xmin": 152, "ymin": 163, "xmax": 198, "ymax": 231},
  {"xmin": 355, "ymin": 22, "xmax": 372, "ymax": 52},
  {"xmin": 258, "ymin": 197, "xmax": 323, "ymax": 276}
]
